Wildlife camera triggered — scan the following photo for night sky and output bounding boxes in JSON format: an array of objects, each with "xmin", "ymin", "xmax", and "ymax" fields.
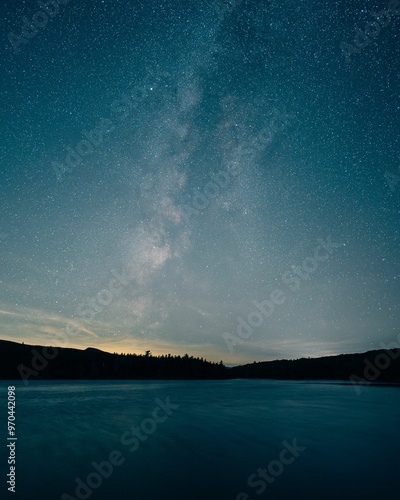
[{"xmin": 0, "ymin": 0, "xmax": 399, "ymax": 365}]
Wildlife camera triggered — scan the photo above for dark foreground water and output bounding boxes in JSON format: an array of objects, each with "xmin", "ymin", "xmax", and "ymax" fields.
[{"xmin": 1, "ymin": 380, "xmax": 399, "ymax": 500}]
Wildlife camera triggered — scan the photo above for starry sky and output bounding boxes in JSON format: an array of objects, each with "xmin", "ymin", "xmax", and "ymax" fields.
[{"xmin": 0, "ymin": 0, "xmax": 399, "ymax": 365}]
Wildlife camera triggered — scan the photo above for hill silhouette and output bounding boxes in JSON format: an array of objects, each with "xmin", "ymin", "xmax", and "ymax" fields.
[
  {"xmin": 0, "ymin": 339, "xmax": 399, "ymax": 385},
  {"xmin": 0, "ymin": 340, "xmax": 226, "ymax": 381}
]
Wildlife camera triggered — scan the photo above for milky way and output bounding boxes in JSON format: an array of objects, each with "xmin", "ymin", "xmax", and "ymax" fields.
[{"xmin": 0, "ymin": 0, "xmax": 399, "ymax": 364}]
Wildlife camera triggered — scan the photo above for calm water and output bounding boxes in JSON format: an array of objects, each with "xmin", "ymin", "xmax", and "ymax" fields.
[{"xmin": 1, "ymin": 380, "xmax": 399, "ymax": 500}]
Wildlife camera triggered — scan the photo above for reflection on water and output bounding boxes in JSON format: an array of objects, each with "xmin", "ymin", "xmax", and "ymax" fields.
[{"xmin": 1, "ymin": 380, "xmax": 399, "ymax": 500}]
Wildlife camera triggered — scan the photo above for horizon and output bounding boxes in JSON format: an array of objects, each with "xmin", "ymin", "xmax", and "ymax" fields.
[{"xmin": 2, "ymin": 337, "xmax": 395, "ymax": 368}]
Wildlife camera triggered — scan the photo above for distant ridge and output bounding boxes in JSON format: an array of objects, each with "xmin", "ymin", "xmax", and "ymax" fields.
[
  {"xmin": 0, "ymin": 339, "xmax": 399, "ymax": 385},
  {"xmin": 0, "ymin": 339, "xmax": 225, "ymax": 381}
]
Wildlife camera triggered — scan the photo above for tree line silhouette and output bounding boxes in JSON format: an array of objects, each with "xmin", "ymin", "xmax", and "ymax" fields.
[
  {"xmin": 0, "ymin": 339, "xmax": 399, "ymax": 383},
  {"xmin": 0, "ymin": 340, "xmax": 226, "ymax": 380}
]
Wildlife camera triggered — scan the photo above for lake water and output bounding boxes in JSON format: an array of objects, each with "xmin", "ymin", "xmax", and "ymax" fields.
[{"xmin": 1, "ymin": 380, "xmax": 399, "ymax": 500}]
